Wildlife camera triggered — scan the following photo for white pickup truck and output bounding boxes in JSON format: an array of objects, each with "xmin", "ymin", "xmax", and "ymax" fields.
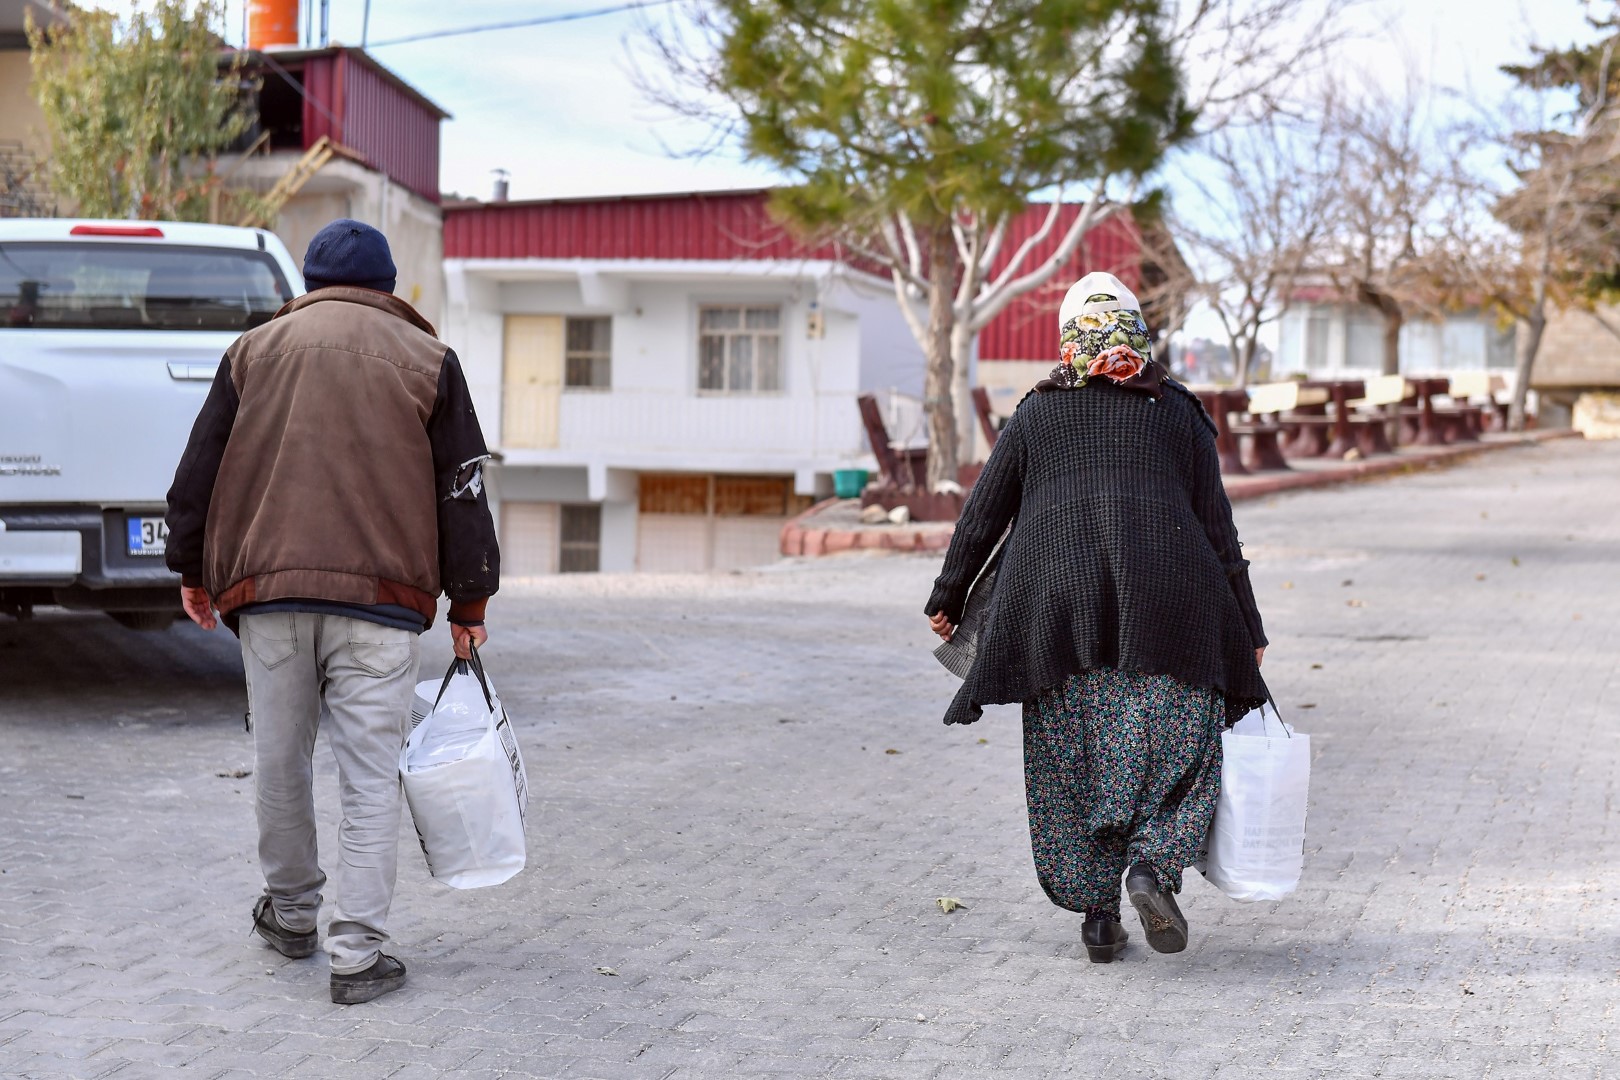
[{"xmin": 0, "ymin": 220, "xmax": 303, "ymax": 628}]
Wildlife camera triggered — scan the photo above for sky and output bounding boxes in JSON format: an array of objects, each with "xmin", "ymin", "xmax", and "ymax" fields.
[
  {"xmin": 66, "ymin": 0, "xmax": 1605, "ymax": 202},
  {"xmin": 185, "ymin": 0, "xmax": 1608, "ymax": 203}
]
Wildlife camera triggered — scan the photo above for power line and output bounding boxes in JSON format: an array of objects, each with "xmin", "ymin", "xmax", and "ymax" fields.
[{"xmin": 365, "ymin": 0, "xmax": 679, "ymax": 49}]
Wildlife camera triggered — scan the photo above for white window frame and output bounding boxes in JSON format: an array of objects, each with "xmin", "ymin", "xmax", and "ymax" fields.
[
  {"xmin": 696, "ymin": 303, "xmax": 784, "ymax": 395},
  {"xmin": 563, "ymin": 315, "xmax": 612, "ymax": 391}
]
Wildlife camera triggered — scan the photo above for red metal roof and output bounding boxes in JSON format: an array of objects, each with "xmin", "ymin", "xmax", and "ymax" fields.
[
  {"xmin": 443, "ymin": 190, "xmax": 842, "ymax": 262},
  {"xmin": 442, "ymin": 191, "xmax": 1148, "ymax": 361}
]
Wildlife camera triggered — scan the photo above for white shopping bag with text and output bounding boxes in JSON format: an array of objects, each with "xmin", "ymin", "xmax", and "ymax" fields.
[
  {"xmin": 1200, "ymin": 703, "xmax": 1310, "ymax": 902},
  {"xmin": 401, "ymin": 645, "xmax": 529, "ymax": 889}
]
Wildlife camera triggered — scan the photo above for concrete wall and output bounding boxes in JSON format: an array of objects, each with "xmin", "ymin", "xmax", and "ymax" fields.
[
  {"xmin": 1, "ymin": 45, "xmax": 56, "ymax": 215},
  {"xmin": 0, "ymin": 48, "xmax": 48, "ymax": 158},
  {"xmin": 231, "ymin": 156, "xmax": 445, "ymax": 325}
]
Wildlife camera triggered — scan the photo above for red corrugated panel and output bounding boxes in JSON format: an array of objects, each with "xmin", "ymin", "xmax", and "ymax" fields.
[
  {"xmin": 443, "ymin": 191, "xmax": 842, "ymax": 261},
  {"xmin": 300, "ymin": 55, "xmax": 338, "ymax": 146},
  {"xmin": 976, "ymin": 206, "xmax": 1144, "ymax": 362},
  {"xmin": 338, "ymin": 53, "xmax": 442, "ymax": 202},
  {"xmin": 290, "ymin": 51, "xmax": 442, "ymax": 203}
]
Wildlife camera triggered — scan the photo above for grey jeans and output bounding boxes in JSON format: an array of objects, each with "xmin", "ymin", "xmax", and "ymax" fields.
[{"xmin": 239, "ymin": 612, "xmax": 421, "ymax": 974}]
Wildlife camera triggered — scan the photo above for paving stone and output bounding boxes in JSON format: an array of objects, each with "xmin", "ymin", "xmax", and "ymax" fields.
[{"xmin": 1, "ymin": 438, "xmax": 1617, "ymax": 1078}]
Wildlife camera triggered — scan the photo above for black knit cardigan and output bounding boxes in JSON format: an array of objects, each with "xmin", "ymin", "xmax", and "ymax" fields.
[{"xmin": 924, "ymin": 379, "xmax": 1269, "ymax": 727}]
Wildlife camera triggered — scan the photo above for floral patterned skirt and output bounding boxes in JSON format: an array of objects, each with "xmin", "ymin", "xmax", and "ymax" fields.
[{"xmin": 1022, "ymin": 667, "xmax": 1224, "ymax": 921}]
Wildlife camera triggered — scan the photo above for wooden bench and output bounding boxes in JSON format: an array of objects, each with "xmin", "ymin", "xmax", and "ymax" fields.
[
  {"xmin": 1339, "ymin": 374, "xmax": 1408, "ymax": 455},
  {"xmin": 857, "ymin": 393, "xmax": 927, "ymax": 489},
  {"xmin": 855, "ymin": 393, "xmax": 984, "ymax": 519},
  {"xmin": 972, "ymin": 386, "xmax": 1003, "ymax": 449},
  {"xmin": 1442, "ymin": 372, "xmax": 1507, "ymax": 438}
]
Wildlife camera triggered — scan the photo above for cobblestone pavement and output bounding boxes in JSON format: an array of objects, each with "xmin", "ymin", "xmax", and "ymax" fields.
[{"xmin": 2, "ymin": 438, "xmax": 1617, "ymax": 1080}]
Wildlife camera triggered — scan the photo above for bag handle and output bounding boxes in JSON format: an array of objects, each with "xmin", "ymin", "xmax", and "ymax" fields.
[
  {"xmin": 430, "ymin": 640, "xmax": 495, "ymax": 713},
  {"xmin": 1261, "ymin": 688, "xmax": 1290, "ymax": 738}
]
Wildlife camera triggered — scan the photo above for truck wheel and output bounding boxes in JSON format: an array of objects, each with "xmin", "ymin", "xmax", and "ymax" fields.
[{"xmin": 107, "ymin": 611, "xmax": 179, "ymax": 632}]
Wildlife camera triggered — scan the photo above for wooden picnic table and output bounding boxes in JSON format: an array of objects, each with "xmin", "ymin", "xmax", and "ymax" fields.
[
  {"xmin": 1236, "ymin": 382, "xmax": 1331, "ymax": 471},
  {"xmin": 1283, "ymin": 396, "xmax": 1332, "ymax": 457},
  {"xmin": 1406, "ymin": 377, "xmax": 1451, "ymax": 447},
  {"xmin": 1318, "ymin": 380, "xmax": 1366, "ymax": 457}
]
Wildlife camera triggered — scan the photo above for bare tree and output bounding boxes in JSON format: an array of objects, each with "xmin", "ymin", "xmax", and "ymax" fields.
[
  {"xmin": 1437, "ymin": 36, "xmax": 1620, "ymax": 430},
  {"xmin": 640, "ymin": 0, "xmax": 1353, "ymax": 488},
  {"xmin": 1320, "ymin": 76, "xmax": 1451, "ymax": 378},
  {"xmin": 1161, "ymin": 114, "xmax": 1340, "ymax": 387}
]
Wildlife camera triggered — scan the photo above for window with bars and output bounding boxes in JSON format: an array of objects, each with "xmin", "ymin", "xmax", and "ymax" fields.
[
  {"xmin": 559, "ymin": 504, "xmax": 602, "ymax": 573},
  {"xmin": 565, "ymin": 317, "xmax": 612, "ymax": 389},
  {"xmin": 698, "ymin": 305, "xmax": 782, "ymax": 393}
]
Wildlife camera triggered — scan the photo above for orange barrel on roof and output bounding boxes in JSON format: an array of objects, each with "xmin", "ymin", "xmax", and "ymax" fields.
[{"xmin": 248, "ymin": 0, "xmax": 299, "ymax": 51}]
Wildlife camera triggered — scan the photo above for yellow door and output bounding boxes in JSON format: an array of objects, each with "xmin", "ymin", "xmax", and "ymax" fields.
[{"xmin": 502, "ymin": 315, "xmax": 564, "ymax": 449}]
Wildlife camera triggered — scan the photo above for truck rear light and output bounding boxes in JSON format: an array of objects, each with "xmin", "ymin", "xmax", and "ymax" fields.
[{"xmin": 69, "ymin": 225, "xmax": 165, "ymax": 237}]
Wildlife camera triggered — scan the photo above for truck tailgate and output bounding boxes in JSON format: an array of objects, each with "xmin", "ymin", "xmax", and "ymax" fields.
[{"xmin": 0, "ymin": 329, "xmax": 233, "ymax": 505}]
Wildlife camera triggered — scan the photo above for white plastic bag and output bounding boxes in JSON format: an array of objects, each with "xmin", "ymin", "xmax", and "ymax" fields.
[
  {"xmin": 400, "ymin": 646, "xmax": 529, "ymax": 889},
  {"xmin": 1201, "ymin": 704, "xmax": 1310, "ymax": 902}
]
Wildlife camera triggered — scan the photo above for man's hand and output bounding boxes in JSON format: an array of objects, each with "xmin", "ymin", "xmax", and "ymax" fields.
[
  {"xmin": 1255, "ymin": 647, "xmax": 1266, "ymax": 668},
  {"xmin": 451, "ymin": 623, "xmax": 488, "ymax": 660},
  {"xmin": 181, "ymin": 586, "xmax": 216, "ymax": 631},
  {"xmin": 928, "ymin": 612, "xmax": 954, "ymax": 642}
]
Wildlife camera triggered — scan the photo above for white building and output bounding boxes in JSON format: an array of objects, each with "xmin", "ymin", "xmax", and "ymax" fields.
[
  {"xmin": 1274, "ymin": 289, "xmax": 1517, "ymax": 378},
  {"xmin": 440, "ymin": 191, "xmax": 924, "ymax": 575}
]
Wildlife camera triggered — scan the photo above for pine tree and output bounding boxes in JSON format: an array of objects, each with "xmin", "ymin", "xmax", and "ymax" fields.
[{"xmin": 657, "ymin": 0, "xmax": 1193, "ymax": 491}]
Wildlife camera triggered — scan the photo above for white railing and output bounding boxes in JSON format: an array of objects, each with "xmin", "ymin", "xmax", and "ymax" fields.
[{"xmin": 556, "ymin": 389, "xmax": 868, "ymax": 461}]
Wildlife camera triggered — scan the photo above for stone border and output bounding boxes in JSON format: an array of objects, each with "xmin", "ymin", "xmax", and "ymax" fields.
[
  {"xmin": 779, "ymin": 499, "xmax": 955, "ymax": 557},
  {"xmin": 781, "ymin": 430, "xmax": 1581, "ymax": 559}
]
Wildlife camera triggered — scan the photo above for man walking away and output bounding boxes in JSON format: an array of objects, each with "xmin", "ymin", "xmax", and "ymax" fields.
[{"xmin": 164, "ymin": 219, "xmax": 500, "ymax": 1004}]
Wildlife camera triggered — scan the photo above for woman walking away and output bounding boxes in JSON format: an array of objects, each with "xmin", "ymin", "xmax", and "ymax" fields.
[{"xmin": 924, "ymin": 272, "xmax": 1268, "ymax": 963}]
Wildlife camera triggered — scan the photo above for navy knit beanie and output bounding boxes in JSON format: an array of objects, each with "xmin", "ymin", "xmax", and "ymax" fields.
[{"xmin": 302, "ymin": 218, "xmax": 397, "ymax": 294}]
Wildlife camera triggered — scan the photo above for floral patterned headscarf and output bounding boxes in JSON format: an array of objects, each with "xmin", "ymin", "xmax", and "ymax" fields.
[{"xmin": 1042, "ymin": 272, "xmax": 1164, "ymax": 399}]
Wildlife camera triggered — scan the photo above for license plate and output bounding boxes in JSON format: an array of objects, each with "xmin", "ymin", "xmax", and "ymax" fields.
[{"xmin": 126, "ymin": 516, "xmax": 168, "ymax": 557}]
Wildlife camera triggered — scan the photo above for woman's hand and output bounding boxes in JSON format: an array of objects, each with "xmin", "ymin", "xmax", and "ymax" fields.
[
  {"xmin": 929, "ymin": 612, "xmax": 955, "ymax": 642},
  {"xmin": 1255, "ymin": 647, "xmax": 1266, "ymax": 668}
]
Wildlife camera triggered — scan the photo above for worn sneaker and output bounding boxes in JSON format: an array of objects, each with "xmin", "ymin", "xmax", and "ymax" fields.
[
  {"xmin": 251, "ymin": 895, "xmax": 319, "ymax": 959},
  {"xmin": 330, "ymin": 954, "xmax": 407, "ymax": 1005},
  {"xmin": 1125, "ymin": 863, "xmax": 1188, "ymax": 954}
]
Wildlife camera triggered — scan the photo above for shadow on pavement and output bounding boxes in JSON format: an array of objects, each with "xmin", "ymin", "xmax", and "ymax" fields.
[{"xmin": 0, "ymin": 609, "xmax": 245, "ymax": 728}]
